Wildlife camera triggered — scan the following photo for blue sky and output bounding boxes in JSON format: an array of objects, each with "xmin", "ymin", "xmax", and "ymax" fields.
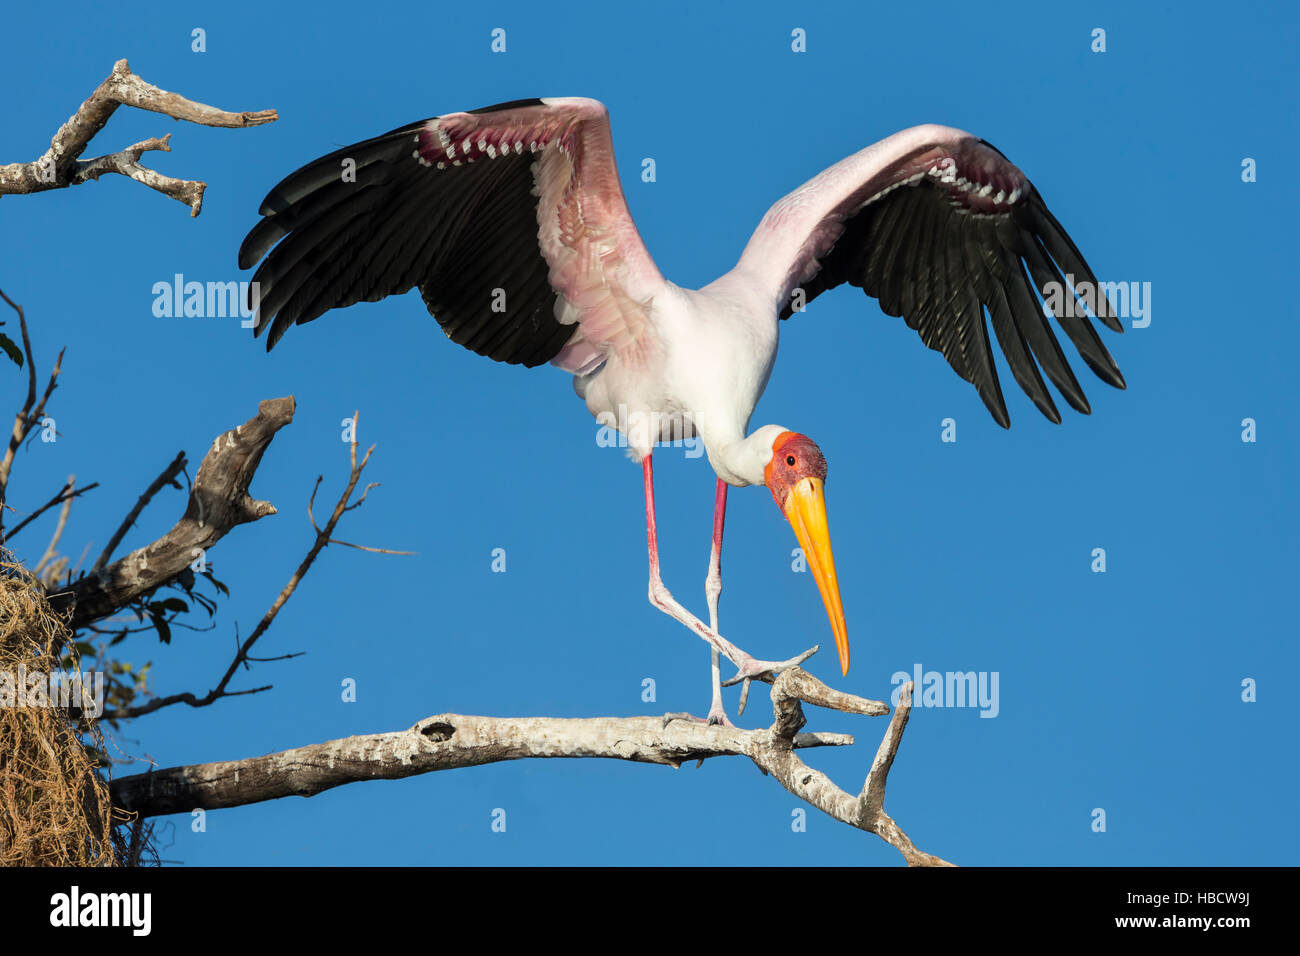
[{"xmin": 2, "ymin": 0, "xmax": 1295, "ymax": 865}]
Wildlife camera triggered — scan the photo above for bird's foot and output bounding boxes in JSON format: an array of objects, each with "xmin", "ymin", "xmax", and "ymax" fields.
[
  {"xmin": 662, "ymin": 707, "xmax": 735, "ymax": 729},
  {"xmin": 721, "ymin": 644, "xmax": 819, "ymax": 715},
  {"xmin": 706, "ymin": 704, "xmax": 735, "ymax": 728},
  {"xmin": 721, "ymin": 643, "xmax": 819, "ymax": 687},
  {"xmin": 662, "ymin": 645, "xmax": 819, "ymax": 726}
]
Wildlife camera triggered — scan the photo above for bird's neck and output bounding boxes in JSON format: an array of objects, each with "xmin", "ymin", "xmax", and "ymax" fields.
[{"xmin": 711, "ymin": 424, "xmax": 788, "ymax": 487}]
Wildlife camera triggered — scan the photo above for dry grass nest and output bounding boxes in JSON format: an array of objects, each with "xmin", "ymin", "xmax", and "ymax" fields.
[{"xmin": 0, "ymin": 555, "xmax": 126, "ymax": 865}]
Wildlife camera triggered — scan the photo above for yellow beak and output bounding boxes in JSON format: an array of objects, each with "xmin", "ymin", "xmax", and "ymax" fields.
[{"xmin": 784, "ymin": 476, "xmax": 849, "ymax": 675}]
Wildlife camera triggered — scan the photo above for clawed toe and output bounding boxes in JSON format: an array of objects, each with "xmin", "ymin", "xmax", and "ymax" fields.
[
  {"xmin": 721, "ymin": 644, "xmax": 819, "ymax": 687},
  {"xmin": 706, "ymin": 708, "xmax": 735, "ymax": 728},
  {"xmin": 662, "ymin": 711, "xmax": 701, "ymax": 728},
  {"xmin": 663, "ymin": 709, "xmax": 736, "ymax": 728}
]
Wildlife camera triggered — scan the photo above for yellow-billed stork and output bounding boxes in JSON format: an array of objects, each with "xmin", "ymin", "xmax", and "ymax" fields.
[{"xmin": 239, "ymin": 97, "xmax": 1124, "ymax": 724}]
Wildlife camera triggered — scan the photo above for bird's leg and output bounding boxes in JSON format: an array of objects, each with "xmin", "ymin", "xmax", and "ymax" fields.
[
  {"xmin": 644, "ymin": 454, "xmax": 749, "ymax": 664},
  {"xmin": 642, "ymin": 455, "xmax": 818, "ymax": 721},
  {"xmin": 704, "ymin": 479, "xmax": 737, "ymax": 726}
]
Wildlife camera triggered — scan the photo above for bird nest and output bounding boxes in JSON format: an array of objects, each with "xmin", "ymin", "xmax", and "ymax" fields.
[{"xmin": 0, "ymin": 555, "xmax": 121, "ymax": 866}]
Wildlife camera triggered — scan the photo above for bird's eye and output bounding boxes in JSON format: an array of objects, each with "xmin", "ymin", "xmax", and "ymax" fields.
[{"xmin": 786, "ymin": 455, "xmax": 796, "ymax": 467}]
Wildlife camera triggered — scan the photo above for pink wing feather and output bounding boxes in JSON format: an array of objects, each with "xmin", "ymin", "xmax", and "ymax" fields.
[
  {"xmin": 240, "ymin": 97, "xmax": 665, "ymax": 373},
  {"xmin": 724, "ymin": 124, "xmax": 1125, "ymax": 427}
]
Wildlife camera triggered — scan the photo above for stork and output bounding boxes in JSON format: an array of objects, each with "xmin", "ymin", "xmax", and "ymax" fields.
[{"xmin": 239, "ymin": 97, "xmax": 1124, "ymax": 725}]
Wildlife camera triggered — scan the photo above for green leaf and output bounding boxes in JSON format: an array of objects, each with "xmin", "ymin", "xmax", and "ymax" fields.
[{"xmin": 0, "ymin": 332, "xmax": 22, "ymax": 368}]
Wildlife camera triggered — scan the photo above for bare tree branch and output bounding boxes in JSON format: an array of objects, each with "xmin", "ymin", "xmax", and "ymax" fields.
[
  {"xmin": 100, "ymin": 410, "xmax": 408, "ymax": 720},
  {"xmin": 109, "ymin": 676, "xmax": 950, "ymax": 865},
  {"xmin": 753, "ymin": 675, "xmax": 953, "ymax": 866},
  {"xmin": 92, "ymin": 450, "xmax": 186, "ymax": 572},
  {"xmin": 109, "ymin": 715, "xmax": 852, "ymax": 811},
  {"xmin": 70, "ymin": 397, "xmax": 294, "ymax": 629},
  {"xmin": 0, "ymin": 58, "xmax": 277, "ymax": 216},
  {"xmin": 4, "ymin": 477, "xmax": 99, "ymax": 541},
  {"xmin": 0, "ymin": 290, "xmax": 63, "ymax": 515},
  {"xmin": 33, "ymin": 476, "xmax": 77, "ymax": 577},
  {"xmin": 325, "ymin": 537, "xmax": 417, "ymax": 556},
  {"xmin": 307, "ymin": 473, "xmax": 415, "ymax": 555},
  {"xmin": 70, "ymin": 134, "xmax": 206, "ymax": 218}
]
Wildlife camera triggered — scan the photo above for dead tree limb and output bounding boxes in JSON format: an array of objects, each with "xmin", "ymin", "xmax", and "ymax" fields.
[
  {"xmin": 70, "ymin": 397, "xmax": 295, "ymax": 630},
  {"xmin": 109, "ymin": 679, "xmax": 949, "ymax": 865},
  {"xmin": 0, "ymin": 58, "xmax": 277, "ymax": 216},
  {"xmin": 754, "ymin": 673, "xmax": 952, "ymax": 866},
  {"xmin": 108, "ymin": 717, "xmax": 849, "ymax": 819}
]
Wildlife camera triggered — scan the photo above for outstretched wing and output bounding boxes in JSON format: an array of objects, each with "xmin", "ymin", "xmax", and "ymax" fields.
[
  {"xmin": 730, "ymin": 125, "xmax": 1125, "ymax": 427},
  {"xmin": 239, "ymin": 97, "xmax": 664, "ymax": 373}
]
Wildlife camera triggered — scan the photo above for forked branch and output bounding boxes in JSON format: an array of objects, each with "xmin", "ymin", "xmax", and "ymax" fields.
[
  {"xmin": 756, "ymin": 673, "xmax": 952, "ymax": 866},
  {"xmin": 0, "ymin": 59, "xmax": 277, "ymax": 215}
]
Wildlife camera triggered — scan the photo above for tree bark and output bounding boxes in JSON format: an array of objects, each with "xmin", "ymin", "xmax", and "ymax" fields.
[
  {"xmin": 111, "ymin": 677, "xmax": 953, "ymax": 866},
  {"xmin": 0, "ymin": 59, "xmax": 276, "ymax": 215}
]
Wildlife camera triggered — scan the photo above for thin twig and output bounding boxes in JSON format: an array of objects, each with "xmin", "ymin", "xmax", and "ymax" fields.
[
  {"xmin": 1, "ymin": 288, "xmax": 36, "ymax": 424},
  {"xmin": 0, "ymin": 290, "xmax": 39, "ymax": 506},
  {"xmin": 33, "ymin": 477, "xmax": 76, "ymax": 574},
  {"xmin": 0, "ymin": 291, "xmax": 66, "ymax": 530},
  {"xmin": 326, "ymin": 538, "xmax": 417, "ymax": 555},
  {"xmin": 4, "ymin": 477, "xmax": 99, "ymax": 540},
  {"xmin": 93, "ymin": 450, "xmax": 186, "ymax": 572}
]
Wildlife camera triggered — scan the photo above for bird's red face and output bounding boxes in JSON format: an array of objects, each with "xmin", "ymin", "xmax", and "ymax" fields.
[{"xmin": 764, "ymin": 432, "xmax": 850, "ymax": 675}]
